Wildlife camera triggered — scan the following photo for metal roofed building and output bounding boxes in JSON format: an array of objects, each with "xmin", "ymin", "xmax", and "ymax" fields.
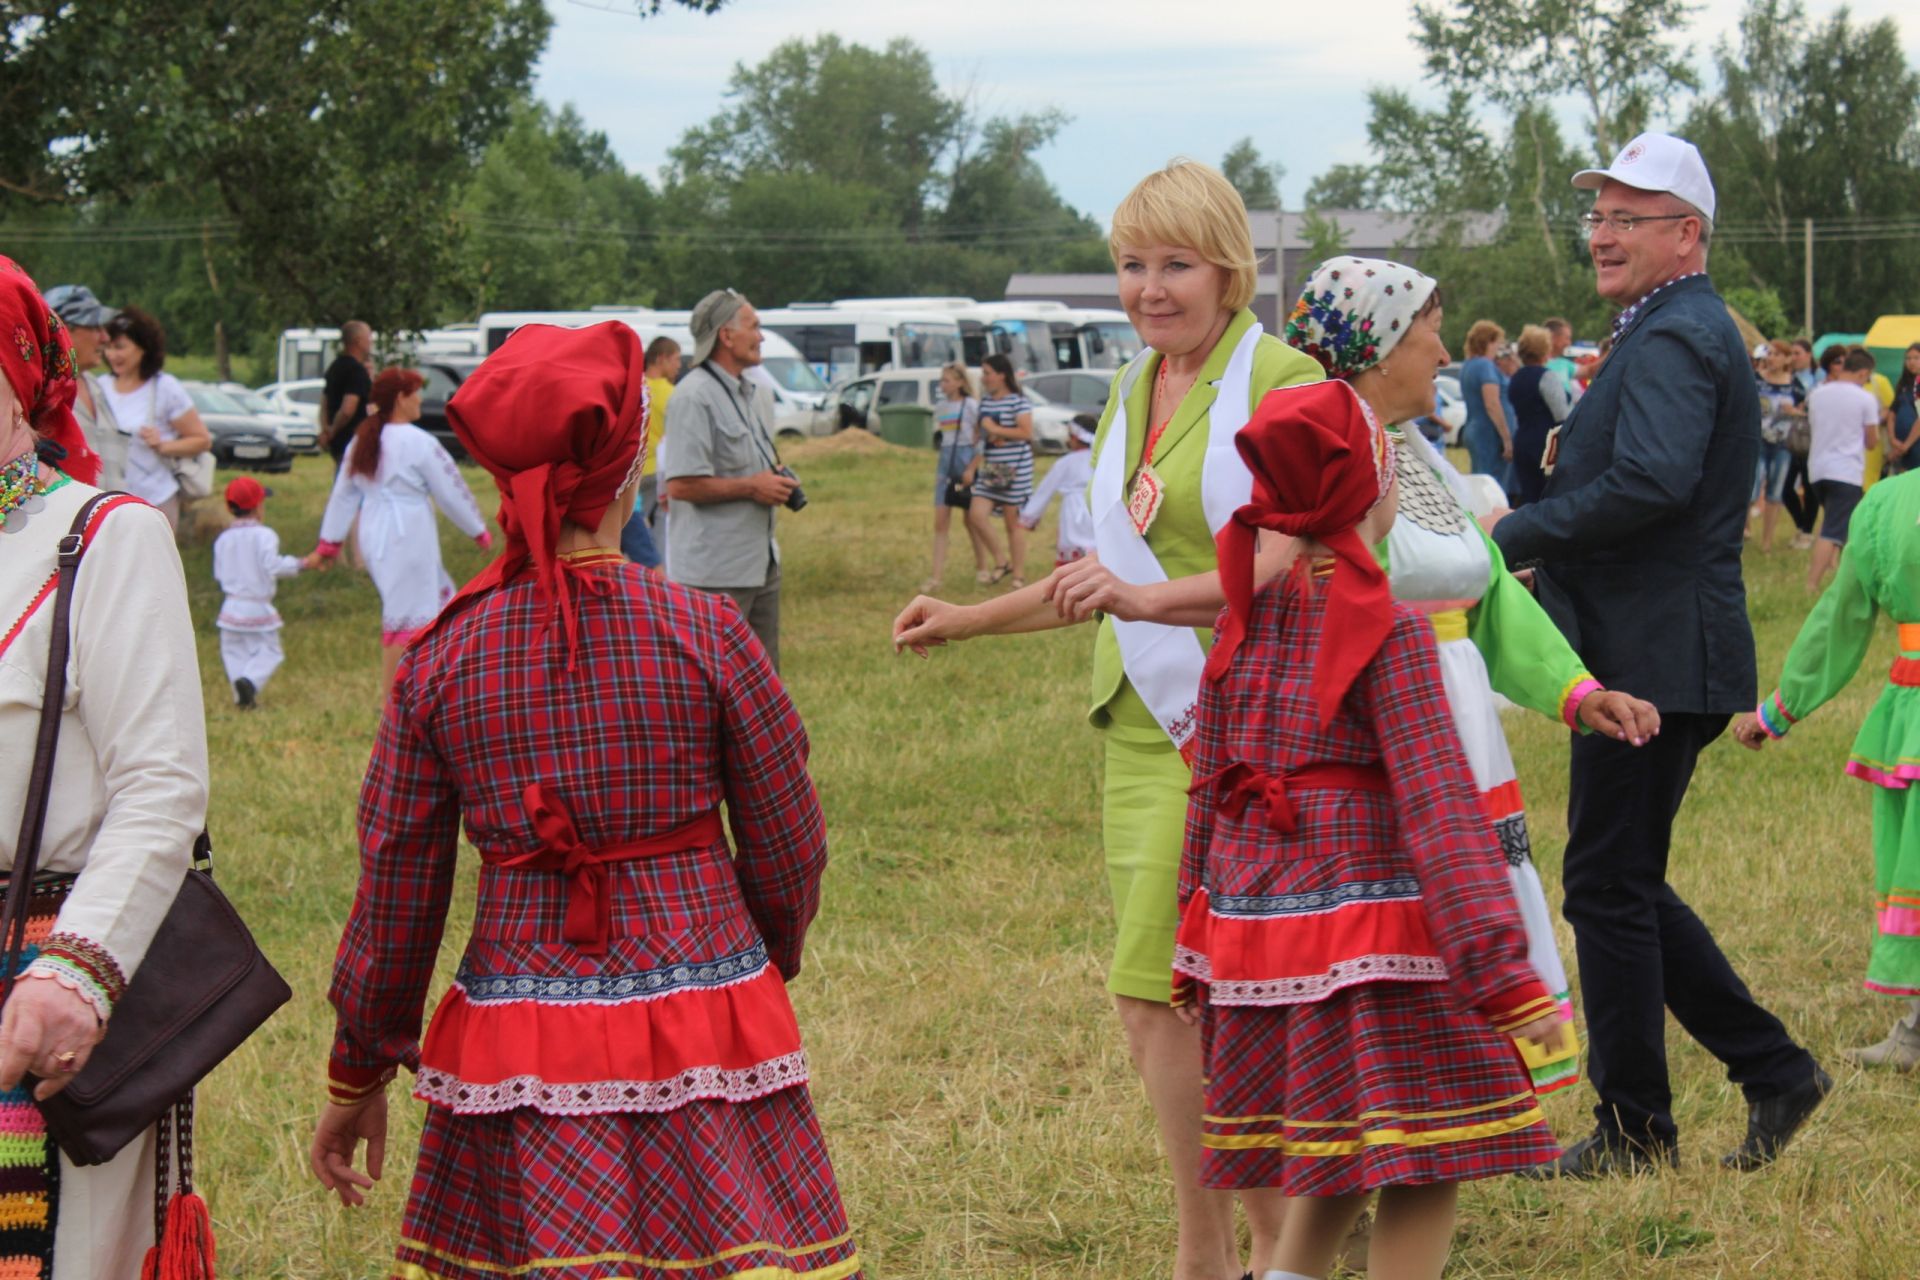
[{"xmin": 1006, "ymin": 209, "xmax": 1501, "ymax": 330}]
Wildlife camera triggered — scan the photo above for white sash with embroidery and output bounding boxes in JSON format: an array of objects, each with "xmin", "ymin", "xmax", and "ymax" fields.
[{"xmin": 1091, "ymin": 322, "xmax": 1263, "ymax": 751}]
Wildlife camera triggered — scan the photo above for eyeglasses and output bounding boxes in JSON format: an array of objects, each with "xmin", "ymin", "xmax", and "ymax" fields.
[{"xmin": 1580, "ymin": 212, "xmax": 1693, "ymax": 235}]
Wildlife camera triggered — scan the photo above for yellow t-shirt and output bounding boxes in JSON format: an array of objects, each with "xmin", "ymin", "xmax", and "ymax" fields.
[
  {"xmin": 642, "ymin": 375, "xmax": 674, "ymax": 477},
  {"xmin": 1866, "ymin": 372, "xmax": 1894, "ymax": 489}
]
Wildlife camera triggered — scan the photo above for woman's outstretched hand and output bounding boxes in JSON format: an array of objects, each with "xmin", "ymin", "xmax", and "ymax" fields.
[
  {"xmin": 1576, "ymin": 689, "xmax": 1661, "ymax": 747},
  {"xmin": 310, "ymin": 1091, "xmax": 389, "ymax": 1208},
  {"xmin": 893, "ymin": 596, "xmax": 972, "ymax": 657}
]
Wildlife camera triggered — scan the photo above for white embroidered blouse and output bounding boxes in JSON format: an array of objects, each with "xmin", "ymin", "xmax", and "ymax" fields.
[{"xmin": 0, "ymin": 475, "xmax": 208, "ymax": 1016}]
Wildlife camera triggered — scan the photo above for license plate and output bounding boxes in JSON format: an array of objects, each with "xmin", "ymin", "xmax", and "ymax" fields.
[{"xmin": 233, "ymin": 444, "xmax": 271, "ymax": 459}]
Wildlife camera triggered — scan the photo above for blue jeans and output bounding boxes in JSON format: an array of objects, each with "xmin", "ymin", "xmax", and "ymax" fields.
[
  {"xmin": 620, "ymin": 505, "xmax": 661, "ymax": 568},
  {"xmin": 1752, "ymin": 441, "xmax": 1792, "ymax": 505},
  {"xmin": 1462, "ymin": 418, "xmax": 1507, "ymax": 479}
]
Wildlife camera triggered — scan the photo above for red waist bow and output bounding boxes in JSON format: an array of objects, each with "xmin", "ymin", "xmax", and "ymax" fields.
[
  {"xmin": 493, "ymin": 782, "xmax": 726, "ymax": 954},
  {"xmin": 1193, "ymin": 760, "xmax": 1390, "ymax": 834}
]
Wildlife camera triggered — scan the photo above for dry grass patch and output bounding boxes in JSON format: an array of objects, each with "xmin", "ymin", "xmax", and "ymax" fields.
[{"xmin": 181, "ymin": 442, "xmax": 1915, "ymax": 1277}]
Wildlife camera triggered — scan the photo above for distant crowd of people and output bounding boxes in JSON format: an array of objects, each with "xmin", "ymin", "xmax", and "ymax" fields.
[{"xmin": 1447, "ymin": 304, "xmax": 1920, "ymax": 606}]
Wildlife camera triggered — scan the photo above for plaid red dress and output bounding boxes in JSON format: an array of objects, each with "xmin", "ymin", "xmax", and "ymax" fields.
[
  {"xmin": 327, "ymin": 555, "xmax": 859, "ymax": 1280},
  {"xmin": 1174, "ymin": 571, "xmax": 1560, "ymax": 1194}
]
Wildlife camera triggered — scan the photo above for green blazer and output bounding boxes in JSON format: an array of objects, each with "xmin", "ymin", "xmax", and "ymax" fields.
[{"xmin": 1085, "ymin": 308, "xmax": 1325, "ymax": 729}]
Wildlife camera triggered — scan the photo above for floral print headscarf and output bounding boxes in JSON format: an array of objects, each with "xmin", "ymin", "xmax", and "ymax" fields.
[
  {"xmin": 0, "ymin": 256, "xmax": 97, "ymax": 482},
  {"xmin": 1284, "ymin": 256, "xmax": 1438, "ymax": 383}
]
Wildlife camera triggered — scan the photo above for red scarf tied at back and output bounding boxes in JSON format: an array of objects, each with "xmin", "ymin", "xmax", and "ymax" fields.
[
  {"xmin": 1204, "ymin": 379, "xmax": 1397, "ymax": 727},
  {"xmin": 0, "ymin": 256, "xmax": 98, "ymax": 484},
  {"xmin": 442, "ymin": 322, "xmax": 650, "ymax": 661}
]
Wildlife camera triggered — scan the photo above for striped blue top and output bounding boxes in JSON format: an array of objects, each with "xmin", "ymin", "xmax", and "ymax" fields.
[{"xmin": 975, "ymin": 393, "xmax": 1035, "ymax": 502}]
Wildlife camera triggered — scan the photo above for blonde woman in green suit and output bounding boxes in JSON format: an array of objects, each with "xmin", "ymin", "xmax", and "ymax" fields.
[{"xmin": 895, "ymin": 159, "xmax": 1322, "ymax": 1280}]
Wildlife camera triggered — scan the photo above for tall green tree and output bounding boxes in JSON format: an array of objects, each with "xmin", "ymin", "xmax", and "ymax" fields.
[
  {"xmin": 1221, "ymin": 138, "xmax": 1284, "ymax": 210},
  {"xmin": 2, "ymin": 1, "xmax": 552, "ymax": 336},
  {"xmin": 1410, "ymin": 0, "xmax": 1697, "ymax": 157},
  {"xmin": 1681, "ymin": 0, "xmax": 1920, "ymax": 332},
  {"xmin": 1305, "ymin": 0, "xmax": 1697, "ymax": 346},
  {"xmin": 457, "ymin": 102, "xmax": 658, "ymax": 315},
  {"xmin": 658, "ymin": 35, "xmax": 1104, "ymax": 307},
  {"xmin": 670, "ymin": 36, "xmax": 960, "ymax": 231},
  {"xmin": 1309, "ymin": 89, "xmax": 1609, "ymax": 346},
  {"xmin": 1303, "ymin": 165, "xmax": 1377, "ymax": 210}
]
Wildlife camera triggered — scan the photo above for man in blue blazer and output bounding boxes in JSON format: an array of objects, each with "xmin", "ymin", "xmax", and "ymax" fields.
[{"xmin": 1491, "ymin": 133, "xmax": 1828, "ymax": 1178}]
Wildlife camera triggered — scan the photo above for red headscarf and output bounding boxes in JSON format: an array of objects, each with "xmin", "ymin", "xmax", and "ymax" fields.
[
  {"xmin": 1204, "ymin": 380, "xmax": 1397, "ymax": 726},
  {"xmin": 0, "ymin": 256, "xmax": 98, "ymax": 484},
  {"xmin": 441, "ymin": 322, "xmax": 650, "ymax": 660}
]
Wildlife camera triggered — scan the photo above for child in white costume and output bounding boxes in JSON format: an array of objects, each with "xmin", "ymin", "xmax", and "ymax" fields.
[
  {"xmin": 212, "ymin": 474, "xmax": 313, "ymax": 707},
  {"xmin": 1019, "ymin": 419, "xmax": 1097, "ymax": 567}
]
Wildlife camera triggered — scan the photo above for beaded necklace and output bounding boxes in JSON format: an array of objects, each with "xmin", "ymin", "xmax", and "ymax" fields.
[{"xmin": 0, "ymin": 451, "xmax": 45, "ymax": 531}]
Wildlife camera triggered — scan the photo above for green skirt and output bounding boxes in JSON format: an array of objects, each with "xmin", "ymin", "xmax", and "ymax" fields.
[{"xmin": 1101, "ymin": 714, "xmax": 1191, "ymax": 1002}]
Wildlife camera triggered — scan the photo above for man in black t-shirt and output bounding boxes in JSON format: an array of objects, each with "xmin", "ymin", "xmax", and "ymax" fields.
[{"xmin": 321, "ymin": 320, "xmax": 374, "ymax": 464}]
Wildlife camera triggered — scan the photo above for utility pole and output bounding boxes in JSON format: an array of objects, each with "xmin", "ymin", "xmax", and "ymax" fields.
[{"xmin": 1803, "ymin": 217, "xmax": 1814, "ymax": 338}]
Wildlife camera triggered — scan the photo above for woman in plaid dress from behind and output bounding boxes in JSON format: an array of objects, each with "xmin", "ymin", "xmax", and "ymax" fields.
[
  {"xmin": 308, "ymin": 322, "xmax": 860, "ymax": 1280},
  {"xmin": 1173, "ymin": 381, "xmax": 1564, "ymax": 1280}
]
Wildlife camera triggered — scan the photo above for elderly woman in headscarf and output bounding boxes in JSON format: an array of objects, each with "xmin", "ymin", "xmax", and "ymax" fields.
[
  {"xmin": 0, "ymin": 257, "xmax": 209, "ymax": 1277},
  {"xmin": 1073, "ymin": 259, "xmax": 1660, "ymax": 1087},
  {"xmin": 309, "ymin": 323, "xmax": 860, "ymax": 1280}
]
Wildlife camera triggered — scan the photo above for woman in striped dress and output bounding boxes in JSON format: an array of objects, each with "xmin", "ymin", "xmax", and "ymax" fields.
[{"xmin": 966, "ymin": 353, "xmax": 1036, "ymax": 586}]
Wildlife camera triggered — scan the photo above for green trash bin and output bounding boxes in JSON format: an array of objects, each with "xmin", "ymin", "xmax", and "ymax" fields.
[{"xmin": 876, "ymin": 402, "xmax": 936, "ymax": 449}]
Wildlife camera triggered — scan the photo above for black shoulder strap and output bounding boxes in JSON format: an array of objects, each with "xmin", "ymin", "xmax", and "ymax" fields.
[{"xmin": 0, "ymin": 492, "xmax": 121, "ymax": 1002}]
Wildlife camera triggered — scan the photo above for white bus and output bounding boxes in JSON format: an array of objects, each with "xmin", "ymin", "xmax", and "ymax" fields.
[
  {"xmin": 757, "ymin": 305, "xmax": 964, "ymax": 385},
  {"xmin": 873, "ymin": 300, "xmax": 1141, "ymax": 375},
  {"xmin": 274, "ymin": 325, "xmax": 481, "ymax": 383},
  {"xmin": 474, "ymin": 308, "xmax": 833, "ymax": 436},
  {"xmin": 1066, "ymin": 308, "xmax": 1145, "ymax": 370}
]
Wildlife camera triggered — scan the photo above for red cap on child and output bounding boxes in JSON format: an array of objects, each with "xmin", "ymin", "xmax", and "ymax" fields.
[{"xmin": 225, "ymin": 475, "xmax": 269, "ymax": 511}]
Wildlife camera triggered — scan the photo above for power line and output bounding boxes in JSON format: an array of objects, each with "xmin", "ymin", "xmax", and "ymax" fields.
[
  {"xmin": 9, "ymin": 210, "xmax": 1915, "ymax": 252},
  {"xmin": 0, "ymin": 215, "xmax": 1104, "ymax": 252}
]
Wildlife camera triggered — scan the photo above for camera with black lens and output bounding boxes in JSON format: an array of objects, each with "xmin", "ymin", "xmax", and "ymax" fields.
[{"xmin": 776, "ymin": 465, "xmax": 808, "ymax": 512}]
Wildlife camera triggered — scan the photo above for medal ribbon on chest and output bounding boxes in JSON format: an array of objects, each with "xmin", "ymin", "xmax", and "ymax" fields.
[{"xmin": 1127, "ymin": 363, "xmax": 1177, "ymax": 536}]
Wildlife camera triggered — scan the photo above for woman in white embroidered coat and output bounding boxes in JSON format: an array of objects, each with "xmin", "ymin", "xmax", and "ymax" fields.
[
  {"xmin": 0, "ymin": 256, "xmax": 209, "ymax": 1279},
  {"xmin": 314, "ymin": 367, "xmax": 492, "ymax": 693}
]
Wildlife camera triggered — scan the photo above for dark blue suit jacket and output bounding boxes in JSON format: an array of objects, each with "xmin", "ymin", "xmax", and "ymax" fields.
[{"xmin": 1491, "ymin": 275, "xmax": 1758, "ymax": 715}]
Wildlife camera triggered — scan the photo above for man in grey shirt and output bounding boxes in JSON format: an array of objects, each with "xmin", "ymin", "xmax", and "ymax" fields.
[
  {"xmin": 43, "ymin": 283, "xmax": 127, "ymax": 488},
  {"xmin": 660, "ymin": 289, "xmax": 798, "ymax": 670}
]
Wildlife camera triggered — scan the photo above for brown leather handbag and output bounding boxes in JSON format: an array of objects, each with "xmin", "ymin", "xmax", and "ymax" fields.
[{"xmin": 0, "ymin": 492, "xmax": 292, "ymax": 1166}]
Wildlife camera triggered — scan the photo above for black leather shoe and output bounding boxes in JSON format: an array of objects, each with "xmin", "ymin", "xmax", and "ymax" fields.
[
  {"xmin": 234, "ymin": 677, "xmax": 256, "ymax": 709},
  {"xmin": 1722, "ymin": 1066, "xmax": 1833, "ymax": 1171},
  {"xmin": 1519, "ymin": 1127, "xmax": 1678, "ymax": 1180}
]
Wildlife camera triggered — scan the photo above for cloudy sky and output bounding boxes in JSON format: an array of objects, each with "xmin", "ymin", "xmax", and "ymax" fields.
[{"xmin": 537, "ymin": 0, "xmax": 1920, "ymax": 224}]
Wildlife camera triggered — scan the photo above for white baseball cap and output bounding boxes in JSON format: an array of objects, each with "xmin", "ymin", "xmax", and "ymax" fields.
[{"xmin": 1572, "ymin": 132, "xmax": 1716, "ymax": 222}]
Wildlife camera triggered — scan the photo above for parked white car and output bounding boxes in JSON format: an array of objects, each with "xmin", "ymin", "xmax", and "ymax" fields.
[
  {"xmin": 221, "ymin": 382, "xmax": 318, "ymax": 453},
  {"xmin": 256, "ymin": 378, "xmax": 327, "ymax": 424}
]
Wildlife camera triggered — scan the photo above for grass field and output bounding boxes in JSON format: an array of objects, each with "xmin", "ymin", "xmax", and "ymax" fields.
[{"xmin": 177, "ymin": 432, "xmax": 1915, "ymax": 1278}]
